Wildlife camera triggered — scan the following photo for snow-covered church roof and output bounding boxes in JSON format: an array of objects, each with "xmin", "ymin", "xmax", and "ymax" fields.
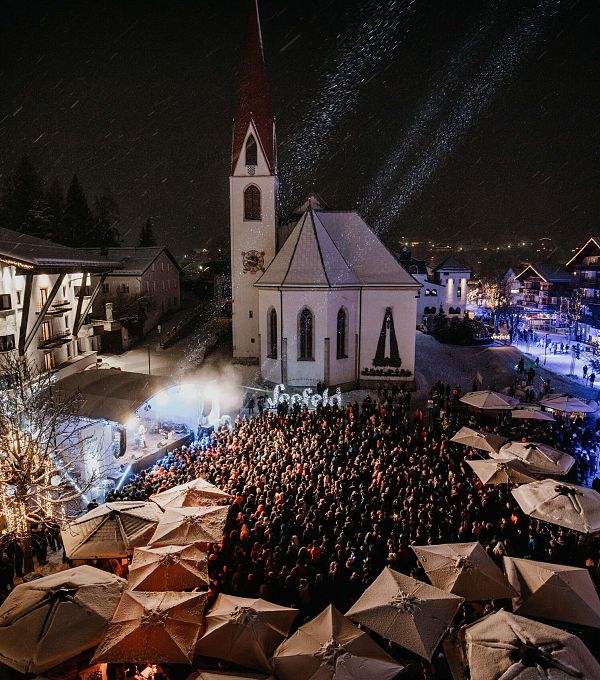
[{"xmin": 256, "ymin": 208, "xmax": 420, "ymax": 289}]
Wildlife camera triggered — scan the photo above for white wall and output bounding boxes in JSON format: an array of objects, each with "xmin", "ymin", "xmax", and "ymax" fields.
[
  {"xmin": 258, "ymin": 288, "xmax": 282, "ymax": 384},
  {"xmin": 230, "ymin": 123, "xmax": 277, "ymax": 361}
]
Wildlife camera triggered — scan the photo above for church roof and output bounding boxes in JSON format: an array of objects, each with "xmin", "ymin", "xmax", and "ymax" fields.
[
  {"xmin": 230, "ymin": 0, "xmax": 275, "ymax": 174},
  {"xmin": 256, "ymin": 209, "xmax": 420, "ymax": 289},
  {"xmin": 434, "ymin": 255, "xmax": 470, "ymax": 272}
]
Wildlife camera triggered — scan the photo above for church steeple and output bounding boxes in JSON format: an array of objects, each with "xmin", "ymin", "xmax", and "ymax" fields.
[{"xmin": 231, "ymin": 0, "xmax": 276, "ymax": 175}]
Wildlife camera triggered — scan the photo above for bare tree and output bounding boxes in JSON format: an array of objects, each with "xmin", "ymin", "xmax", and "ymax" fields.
[{"xmin": 0, "ymin": 352, "xmax": 103, "ymax": 572}]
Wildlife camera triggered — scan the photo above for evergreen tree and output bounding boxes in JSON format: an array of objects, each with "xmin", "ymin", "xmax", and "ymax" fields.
[
  {"xmin": 45, "ymin": 178, "xmax": 66, "ymax": 242},
  {"xmin": 0, "ymin": 156, "xmax": 44, "ymax": 233},
  {"xmin": 138, "ymin": 218, "xmax": 157, "ymax": 246},
  {"xmin": 92, "ymin": 188, "xmax": 121, "ymax": 247},
  {"xmin": 63, "ymin": 174, "xmax": 93, "ymax": 247}
]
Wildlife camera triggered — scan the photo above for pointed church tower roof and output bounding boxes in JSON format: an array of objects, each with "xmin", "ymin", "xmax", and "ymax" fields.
[{"xmin": 231, "ymin": 0, "xmax": 275, "ymax": 174}]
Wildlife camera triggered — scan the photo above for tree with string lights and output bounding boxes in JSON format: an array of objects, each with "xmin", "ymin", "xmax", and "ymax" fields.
[{"xmin": 0, "ymin": 352, "xmax": 102, "ymax": 573}]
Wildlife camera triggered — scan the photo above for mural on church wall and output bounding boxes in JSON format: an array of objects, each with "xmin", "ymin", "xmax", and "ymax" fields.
[{"xmin": 362, "ymin": 306, "xmax": 413, "ymax": 378}]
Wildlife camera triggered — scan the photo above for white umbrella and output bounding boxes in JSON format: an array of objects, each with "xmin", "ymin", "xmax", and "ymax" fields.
[
  {"xmin": 538, "ymin": 394, "xmax": 597, "ymax": 414},
  {"xmin": 512, "ymin": 480, "xmax": 600, "ymax": 533},
  {"xmin": 450, "ymin": 427, "xmax": 508, "ymax": 454},
  {"xmin": 150, "ymin": 478, "xmax": 230, "ymax": 509},
  {"xmin": 148, "ymin": 504, "xmax": 229, "ymax": 546},
  {"xmin": 413, "ymin": 542, "xmax": 517, "ymax": 601},
  {"xmin": 466, "ymin": 458, "xmax": 537, "ymax": 485},
  {"xmin": 128, "ymin": 543, "xmax": 209, "ymax": 591},
  {"xmin": 464, "ymin": 609, "xmax": 600, "ymax": 680},
  {"xmin": 61, "ymin": 501, "xmax": 163, "ymax": 559},
  {"xmin": 503, "ymin": 556, "xmax": 600, "ymax": 628},
  {"xmin": 345, "ymin": 568, "xmax": 463, "ymax": 661},
  {"xmin": 187, "ymin": 673, "xmax": 275, "ymax": 680},
  {"xmin": 459, "ymin": 391, "xmax": 519, "ymax": 410},
  {"xmin": 510, "ymin": 408, "xmax": 555, "ymax": 422},
  {"xmin": 494, "ymin": 441, "xmax": 574, "ymax": 476},
  {"xmin": 0, "ymin": 566, "xmax": 125, "ymax": 674},
  {"xmin": 196, "ymin": 594, "xmax": 298, "ymax": 673}
]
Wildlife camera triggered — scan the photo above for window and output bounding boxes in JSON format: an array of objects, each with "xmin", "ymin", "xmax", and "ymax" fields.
[
  {"xmin": 101, "ymin": 283, "xmax": 110, "ymax": 294},
  {"xmin": 248, "ymin": 310, "xmax": 253, "ymax": 319},
  {"xmin": 336, "ymin": 308, "xmax": 347, "ymax": 359},
  {"xmin": 430, "ymin": 289, "xmax": 437, "ymax": 296},
  {"xmin": 245, "ymin": 134, "xmax": 257, "ymax": 166},
  {"xmin": 64, "ymin": 315, "xmax": 70, "ymax": 331},
  {"xmin": 0, "ymin": 294, "xmax": 11, "ymax": 311},
  {"xmin": 244, "ymin": 185, "xmax": 261, "ymax": 220},
  {"xmin": 267, "ymin": 308, "xmax": 277, "ymax": 359},
  {"xmin": 16, "ymin": 291, "xmax": 21, "ymax": 305},
  {"xmin": 298, "ymin": 307, "xmax": 314, "ymax": 360},
  {"xmin": 0, "ymin": 334, "xmax": 15, "ymax": 352},
  {"xmin": 162, "ymin": 281, "xmax": 165, "ymax": 291},
  {"xmin": 44, "ymin": 351, "xmax": 55, "ymax": 372},
  {"xmin": 161, "ymin": 261, "xmax": 164, "ymax": 271},
  {"xmin": 40, "ymin": 288, "xmax": 48, "ymax": 305},
  {"xmin": 409, "ymin": 265, "xmax": 418, "ymax": 274},
  {"xmin": 119, "ymin": 283, "xmax": 130, "ymax": 294},
  {"xmin": 74, "ymin": 285, "xmax": 91, "ymax": 297},
  {"xmin": 457, "ymin": 287, "xmax": 462, "ymax": 299},
  {"xmin": 42, "ymin": 321, "xmax": 51, "ymax": 341}
]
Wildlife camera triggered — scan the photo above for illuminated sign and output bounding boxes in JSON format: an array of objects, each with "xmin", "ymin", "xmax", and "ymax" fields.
[
  {"xmin": 267, "ymin": 384, "xmax": 343, "ymax": 409},
  {"xmin": 492, "ymin": 333, "xmax": 510, "ymax": 341}
]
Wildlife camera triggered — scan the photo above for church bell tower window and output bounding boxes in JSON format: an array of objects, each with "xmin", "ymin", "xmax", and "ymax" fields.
[
  {"xmin": 244, "ymin": 185, "xmax": 261, "ymax": 220},
  {"xmin": 245, "ymin": 135, "xmax": 257, "ymax": 166}
]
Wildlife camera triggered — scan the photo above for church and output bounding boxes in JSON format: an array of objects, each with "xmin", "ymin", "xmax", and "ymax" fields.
[{"xmin": 229, "ymin": 1, "xmax": 420, "ymax": 389}]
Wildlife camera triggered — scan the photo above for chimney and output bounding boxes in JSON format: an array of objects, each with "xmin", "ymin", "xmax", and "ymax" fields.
[{"xmin": 105, "ymin": 302, "xmax": 114, "ymax": 322}]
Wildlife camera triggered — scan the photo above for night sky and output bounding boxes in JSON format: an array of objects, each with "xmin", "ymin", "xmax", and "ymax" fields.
[{"xmin": 1, "ymin": 0, "xmax": 599, "ymax": 254}]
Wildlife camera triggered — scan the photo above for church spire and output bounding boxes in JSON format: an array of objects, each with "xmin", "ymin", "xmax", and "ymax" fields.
[{"xmin": 231, "ymin": 0, "xmax": 275, "ymax": 175}]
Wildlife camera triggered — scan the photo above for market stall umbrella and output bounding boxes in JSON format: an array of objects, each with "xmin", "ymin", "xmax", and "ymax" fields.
[
  {"xmin": 503, "ymin": 556, "xmax": 600, "ymax": 628},
  {"xmin": 412, "ymin": 542, "xmax": 516, "ymax": 601},
  {"xmin": 464, "ymin": 609, "xmax": 600, "ymax": 680},
  {"xmin": 61, "ymin": 501, "xmax": 163, "ymax": 559},
  {"xmin": 345, "ymin": 568, "xmax": 463, "ymax": 661},
  {"xmin": 466, "ymin": 458, "xmax": 537, "ymax": 486},
  {"xmin": 495, "ymin": 441, "xmax": 575, "ymax": 476},
  {"xmin": 450, "ymin": 427, "xmax": 508, "ymax": 454},
  {"xmin": 512, "ymin": 480, "xmax": 600, "ymax": 533},
  {"xmin": 148, "ymin": 505, "xmax": 229, "ymax": 547},
  {"xmin": 150, "ymin": 478, "xmax": 230, "ymax": 509},
  {"xmin": 0, "ymin": 565, "xmax": 125, "ymax": 674},
  {"xmin": 128, "ymin": 544, "xmax": 209, "ymax": 591},
  {"xmin": 187, "ymin": 673, "xmax": 275, "ymax": 680},
  {"xmin": 538, "ymin": 393, "xmax": 597, "ymax": 414},
  {"xmin": 459, "ymin": 391, "xmax": 519, "ymax": 410},
  {"xmin": 510, "ymin": 408, "xmax": 555, "ymax": 422},
  {"xmin": 272, "ymin": 604, "xmax": 404, "ymax": 680},
  {"xmin": 196, "ymin": 594, "xmax": 297, "ymax": 673},
  {"xmin": 92, "ymin": 590, "xmax": 207, "ymax": 665}
]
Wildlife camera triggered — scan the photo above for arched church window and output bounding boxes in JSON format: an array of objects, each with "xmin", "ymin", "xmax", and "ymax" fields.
[
  {"xmin": 267, "ymin": 308, "xmax": 277, "ymax": 359},
  {"xmin": 336, "ymin": 308, "xmax": 347, "ymax": 359},
  {"xmin": 298, "ymin": 307, "xmax": 314, "ymax": 360},
  {"xmin": 245, "ymin": 135, "xmax": 257, "ymax": 166},
  {"xmin": 244, "ymin": 185, "xmax": 261, "ymax": 220}
]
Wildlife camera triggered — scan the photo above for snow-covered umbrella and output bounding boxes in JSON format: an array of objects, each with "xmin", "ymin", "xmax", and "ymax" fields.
[
  {"xmin": 187, "ymin": 672, "xmax": 275, "ymax": 680},
  {"xmin": 92, "ymin": 590, "xmax": 207, "ymax": 664},
  {"xmin": 503, "ymin": 556, "xmax": 600, "ymax": 628},
  {"xmin": 463, "ymin": 609, "xmax": 600, "ymax": 680},
  {"xmin": 512, "ymin": 480, "xmax": 600, "ymax": 533},
  {"xmin": 459, "ymin": 391, "xmax": 519, "ymax": 410},
  {"xmin": 538, "ymin": 394, "xmax": 597, "ymax": 414},
  {"xmin": 466, "ymin": 458, "xmax": 537, "ymax": 485},
  {"xmin": 150, "ymin": 478, "xmax": 230, "ymax": 509},
  {"xmin": 450, "ymin": 426, "xmax": 508, "ymax": 454},
  {"xmin": 196, "ymin": 594, "xmax": 297, "ymax": 673},
  {"xmin": 345, "ymin": 567, "xmax": 463, "ymax": 661},
  {"xmin": 148, "ymin": 505, "xmax": 229, "ymax": 547},
  {"xmin": 0, "ymin": 566, "xmax": 125, "ymax": 674},
  {"xmin": 61, "ymin": 501, "xmax": 163, "ymax": 559},
  {"xmin": 128, "ymin": 543, "xmax": 209, "ymax": 591},
  {"xmin": 272, "ymin": 604, "xmax": 404, "ymax": 680},
  {"xmin": 510, "ymin": 408, "xmax": 555, "ymax": 422},
  {"xmin": 412, "ymin": 542, "xmax": 516, "ymax": 601},
  {"xmin": 494, "ymin": 441, "xmax": 574, "ymax": 476}
]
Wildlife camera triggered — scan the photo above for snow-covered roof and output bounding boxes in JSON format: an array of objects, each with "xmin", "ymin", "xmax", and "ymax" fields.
[
  {"xmin": 0, "ymin": 227, "xmax": 121, "ymax": 273},
  {"xmin": 434, "ymin": 255, "xmax": 471, "ymax": 272},
  {"xmin": 257, "ymin": 209, "xmax": 420, "ymax": 289},
  {"xmin": 516, "ymin": 263, "xmax": 574, "ymax": 284},
  {"xmin": 83, "ymin": 246, "xmax": 180, "ymax": 276}
]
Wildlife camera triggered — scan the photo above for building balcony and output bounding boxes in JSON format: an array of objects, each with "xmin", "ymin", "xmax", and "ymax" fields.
[
  {"xmin": 36, "ymin": 299, "xmax": 73, "ymax": 316},
  {"xmin": 38, "ymin": 329, "xmax": 71, "ymax": 349}
]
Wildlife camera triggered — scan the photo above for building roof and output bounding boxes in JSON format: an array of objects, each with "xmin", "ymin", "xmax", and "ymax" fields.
[
  {"xmin": 434, "ymin": 255, "xmax": 471, "ymax": 272},
  {"xmin": 565, "ymin": 236, "xmax": 600, "ymax": 268},
  {"xmin": 391, "ymin": 247, "xmax": 429, "ymax": 275},
  {"xmin": 230, "ymin": 0, "xmax": 275, "ymax": 174},
  {"xmin": 83, "ymin": 246, "xmax": 181, "ymax": 276},
  {"xmin": 0, "ymin": 227, "xmax": 121, "ymax": 273},
  {"xmin": 515, "ymin": 262, "xmax": 574, "ymax": 284},
  {"xmin": 57, "ymin": 368, "xmax": 172, "ymax": 423},
  {"xmin": 256, "ymin": 209, "xmax": 420, "ymax": 289}
]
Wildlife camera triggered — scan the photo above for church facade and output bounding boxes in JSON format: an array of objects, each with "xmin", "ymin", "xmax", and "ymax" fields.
[{"xmin": 230, "ymin": 1, "xmax": 420, "ymax": 388}]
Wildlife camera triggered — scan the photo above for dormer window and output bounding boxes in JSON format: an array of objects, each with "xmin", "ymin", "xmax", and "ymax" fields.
[{"xmin": 245, "ymin": 135, "xmax": 257, "ymax": 166}]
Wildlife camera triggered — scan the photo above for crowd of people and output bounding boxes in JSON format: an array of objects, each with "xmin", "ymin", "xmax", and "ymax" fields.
[{"xmin": 104, "ymin": 382, "xmax": 600, "ymax": 677}]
